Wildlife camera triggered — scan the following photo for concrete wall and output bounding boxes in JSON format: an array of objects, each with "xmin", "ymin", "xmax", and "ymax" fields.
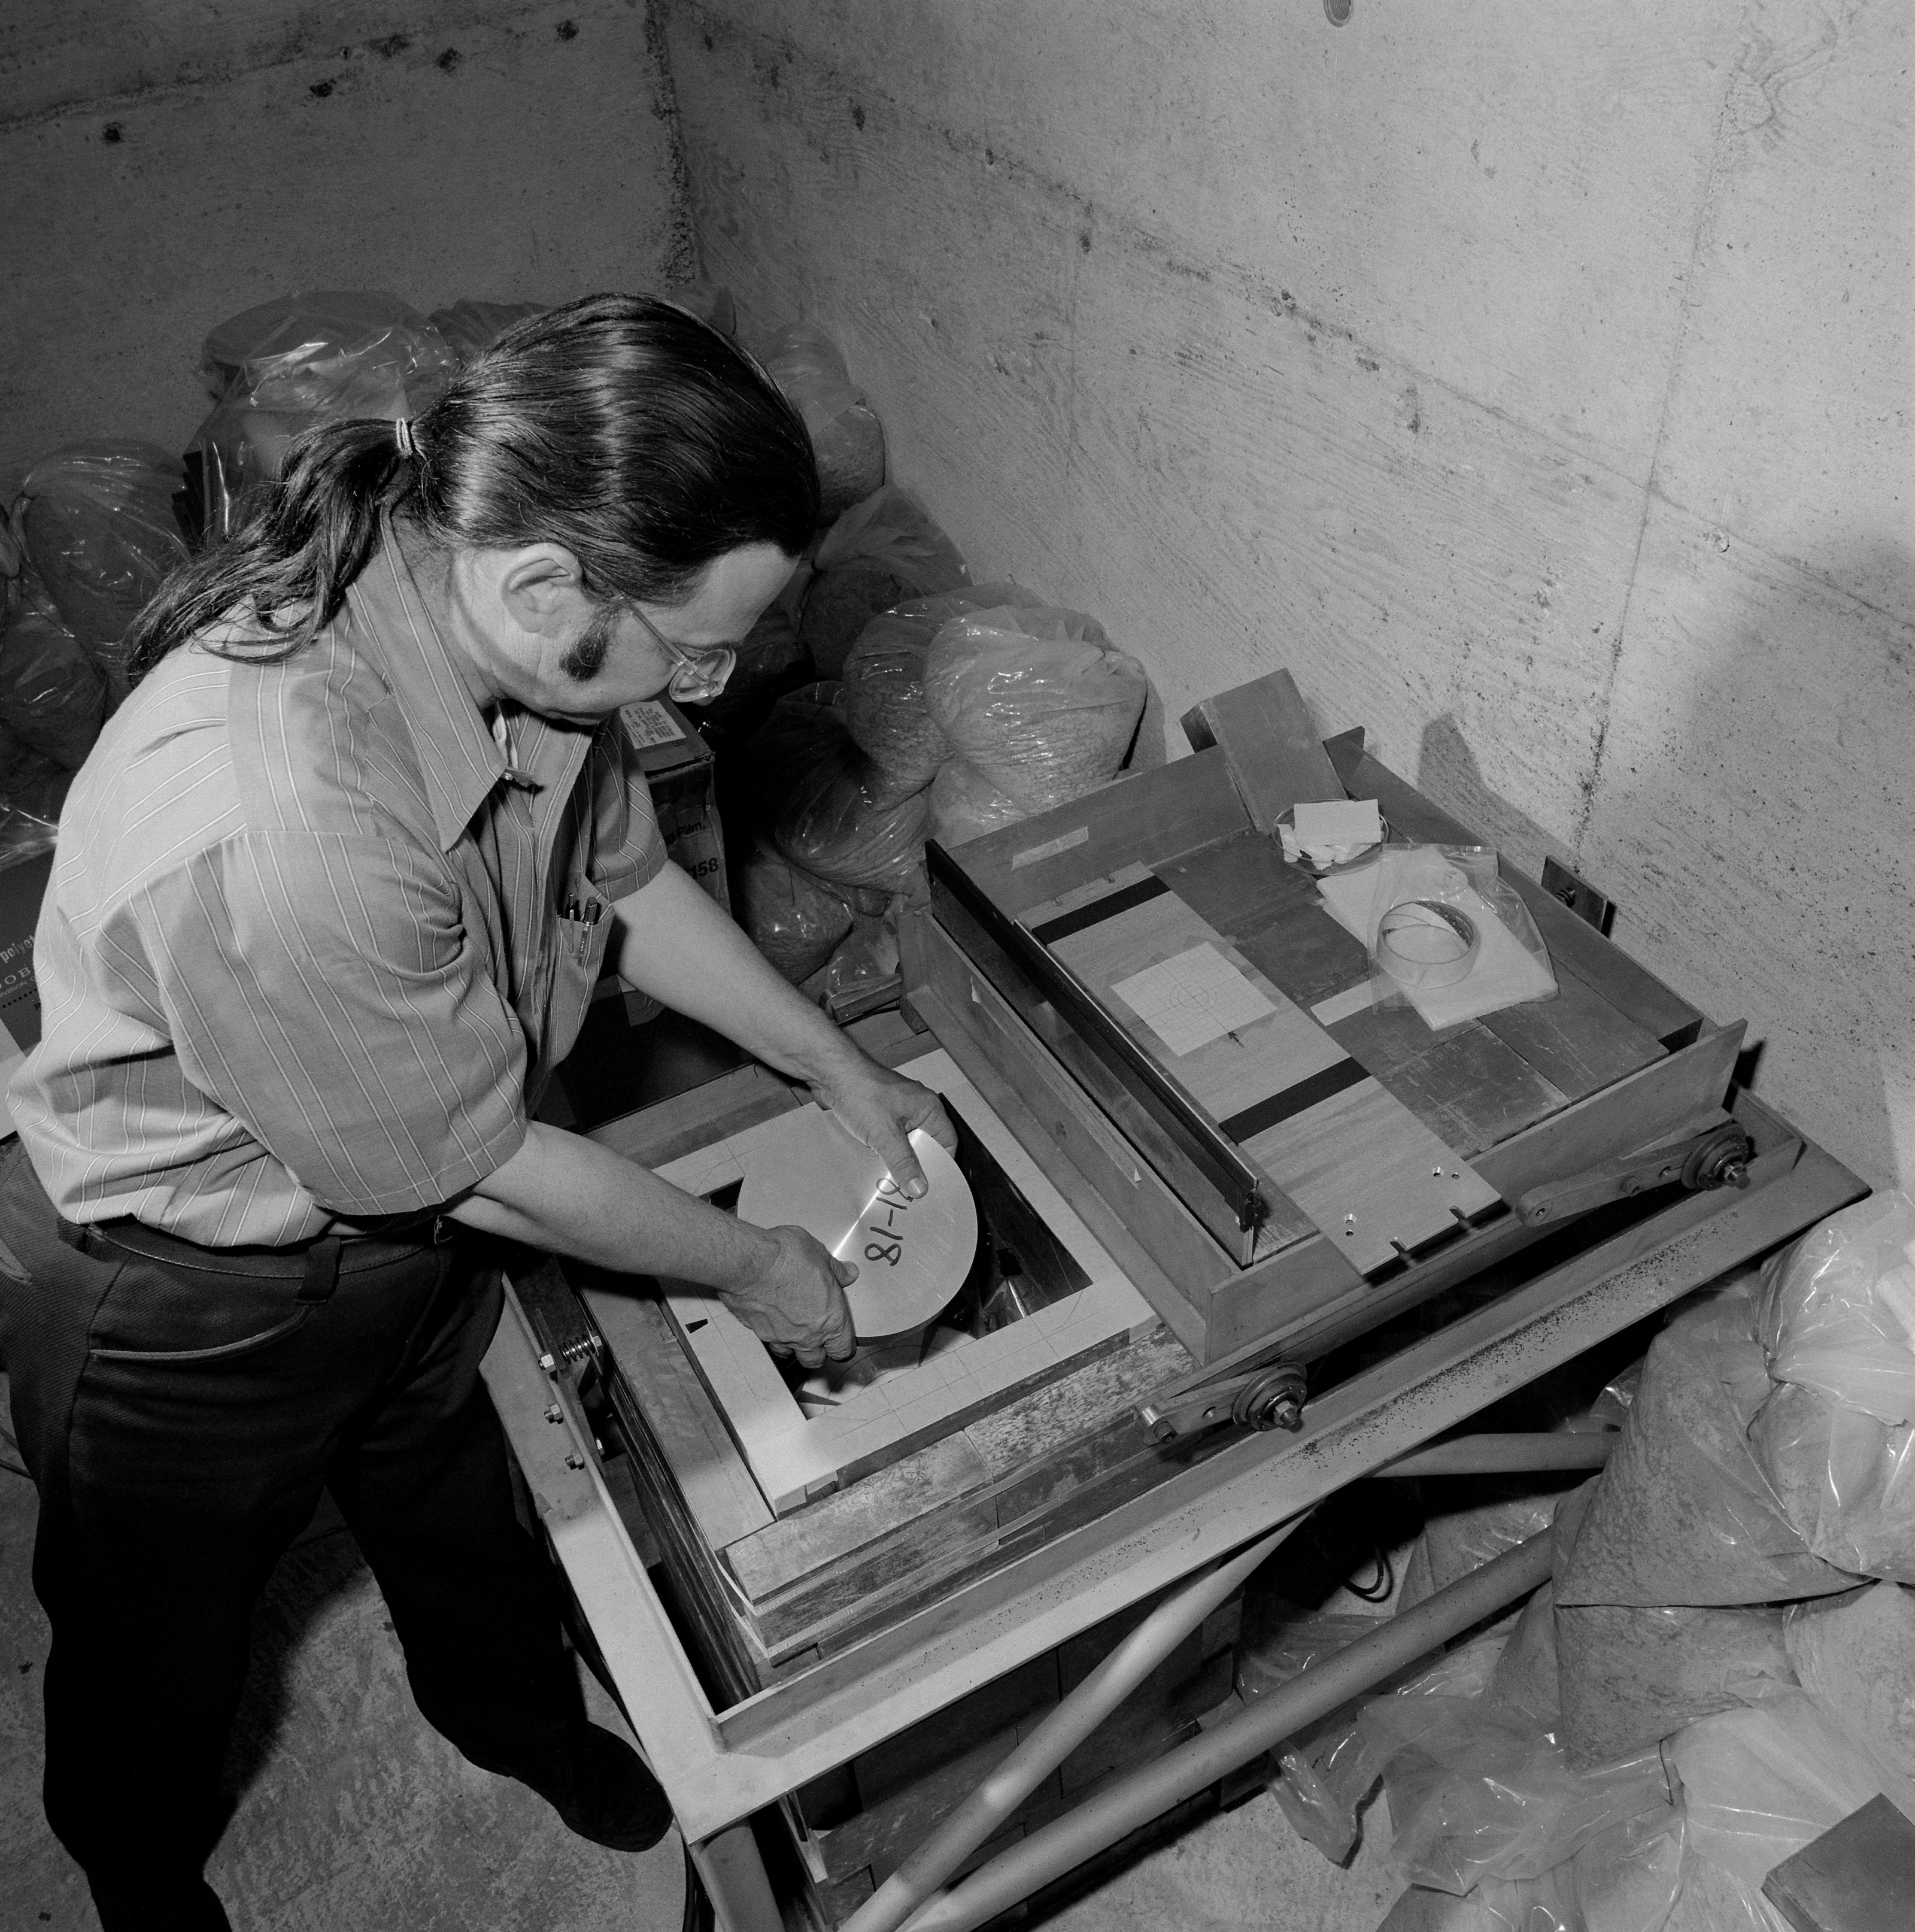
[
  {"xmin": 1, "ymin": 0, "xmax": 689, "ymax": 480},
  {"xmin": 663, "ymin": 0, "xmax": 1914, "ymax": 1194}
]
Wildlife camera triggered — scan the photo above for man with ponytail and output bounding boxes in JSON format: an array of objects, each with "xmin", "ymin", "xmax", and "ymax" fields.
[{"xmin": 0, "ymin": 294, "xmax": 952, "ymax": 1929}]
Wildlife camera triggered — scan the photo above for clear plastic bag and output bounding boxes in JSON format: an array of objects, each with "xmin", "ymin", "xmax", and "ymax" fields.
[
  {"xmin": 922, "ymin": 604, "xmax": 1147, "ymax": 820},
  {"xmin": 1553, "ymin": 1602, "xmax": 1794, "ymax": 1770},
  {"xmin": 822, "ymin": 912, "xmax": 903, "ymax": 1020},
  {"xmin": 1747, "ymin": 1193, "xmax": 1915, "ymax": 1583},
  {"xmin": 0, "ymin": 571, "xmax": 109, "ymax": 768},
  {"xmin": 16, "ymin": 441, "xmax": 188, "ymax": 693},
  {"xmin": 927, "ymin": 755, "xmax": 1025, "ymax": 848},
  {"xmin": 735, "ymin": 836, "xmax": 854, "ymax": 984},
  {"xmin": 1555, "ymin": 1280, "xmax": 1861, "ymax": 1612},
  {"xmin": 0, "ymin": 732, "xmax": 72, "ymax": 866},
  {"xmin": 1234, "ymin": 1599, "xmax": 1409, "ymax": 1864},
  {"xmin": 742, "ymin": 681, "xmax": 849, "ymax": 824},
  {"xmin": 800, "ymin": 485, "xmax": 969, "ymax": 677},
  {"xmin": 189, "ymin": 290, "xmax": 460, "ymax": 542},
  {"xmin": 754, "ymin": 321, "xmax": 887, "ymax": 521},
  {"xmin": 1784, "ymin": 1581, "xmax": 1915, "ymax": 1785},
  {"xmin": 1667, "ymin": 1688, "xmax": 1915, "ymax": 1932},
  {"xmin": 773, "ymin": 746, "xmax": 931, "ymax": 895},
  {"xmin": 839, "ymin": 610, "xmax": 954, "ymax": 803},
  {"xmin": 1313, "ymin": 842, "xmax": 1556, "ymax": 1027},
  {"xmin": 690, "ymin": 552, "xmax": 817, "ymax": 736},
  {"xmin": 425, "ymin": 298, "xmax": 547, "ymax": 362}
]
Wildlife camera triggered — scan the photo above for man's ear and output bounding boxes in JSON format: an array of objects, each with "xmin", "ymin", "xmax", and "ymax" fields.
[{"xmin": 495, "ymin": 544, "xmax": 588, "ymax": 636}]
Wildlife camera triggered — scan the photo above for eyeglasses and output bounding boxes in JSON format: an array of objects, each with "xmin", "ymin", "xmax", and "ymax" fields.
[{"xmin": 627, "ymin": 602, "xmax": 738, "ymax": 705}]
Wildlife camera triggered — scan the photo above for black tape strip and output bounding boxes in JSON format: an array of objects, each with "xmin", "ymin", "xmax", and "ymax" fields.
[
  {"xmin": 1219, "ymin": 1057, "xmax": 1368, "ymax": 1144},
  {"xmin": 1028, "ymin": 873, "xmax": 1171, "ymax": 947}
]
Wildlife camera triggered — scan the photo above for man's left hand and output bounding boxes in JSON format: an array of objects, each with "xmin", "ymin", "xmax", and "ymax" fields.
[{"xmin": 812, "ymin": 1059, "xmax": 958, "ymax": 1197}]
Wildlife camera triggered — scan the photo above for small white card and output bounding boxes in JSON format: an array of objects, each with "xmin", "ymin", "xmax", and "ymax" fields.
[
  {"xmin": 1292, "ymin": 799, "xmax": 1381, "ymax": 847},
  {"xmin": 1111, "ymin": 943, "xmax": 1277, "ymax": 1057},
  {"xmin": 622, "ymin": 699, "xmax": 687, "ymax": 749}
]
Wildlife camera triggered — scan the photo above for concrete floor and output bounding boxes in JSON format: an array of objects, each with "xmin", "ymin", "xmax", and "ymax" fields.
[{"xmin": 0, "ymin": 1463, "xmax": 1402, "ymax": 1931}]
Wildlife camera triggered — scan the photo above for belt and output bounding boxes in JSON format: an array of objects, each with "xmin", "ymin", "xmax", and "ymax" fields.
[{"xmin": 55, "ymin": 1213, "xmax": 451, "ymax": 1306}]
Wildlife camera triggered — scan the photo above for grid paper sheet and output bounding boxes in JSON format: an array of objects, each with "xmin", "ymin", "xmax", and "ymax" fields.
[{"xmin": 1109, "ymin": 942, "xmax": 1278, "ymax": 1057}]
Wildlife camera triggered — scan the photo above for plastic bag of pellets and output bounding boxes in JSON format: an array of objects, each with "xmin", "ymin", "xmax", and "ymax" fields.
[
  {"xmin": 923, "ymin": 603, "xmax": 1148, "ymax": 820},
  {"xmin": 1747, "ymin": 1191, "xmax": 1915, "ymax": 1582},
  {"xmin": 754, "ymin": 322, "xmax": 887, "ymax": 523},
  {"xmin": 1663, "ymin": 1689, "xmax": 1915, "ymax": 1932},
  {"xmin": 774, "ymin": 747, "xmax": 932, "ymax": 897},
  {"xmin": 187, "ymin": 290, "xmax": 460, "ymax": 543},
  {"xmin": 736, "ymin": 836, "xmax": 854, "ymax": 984},
  {"xmin": 16, "ymin": 441, "xmax": 189, "ymax": 697},
  {"xmin": 0, "ymin": 571, "xmax": 108, "ymax": 768},
  {"xmin": 426, "ymin": 299, "xmax": 548, "ymax": 362},
  {"xmin": 799, "ymin": 486, "xmax": 969, "ymax": 678},
  {"xmin": 1553, "ymin": 1280, "xmax": 1861, "ymax": 1615}
]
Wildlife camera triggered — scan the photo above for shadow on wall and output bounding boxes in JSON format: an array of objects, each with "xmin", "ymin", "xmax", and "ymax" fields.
[
  {"xmin": 1413, "ymin": 714, "xmax": 1564, "ymax": 879},
  {"xmin": 1414, "ymin": 538, "xmax": 1913, "ymax": 1193}
]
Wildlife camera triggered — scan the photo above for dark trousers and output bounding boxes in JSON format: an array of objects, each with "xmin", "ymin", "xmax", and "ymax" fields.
[{"xmin": 0, "ymin": 1140, "xmax": 588, "ymax": 1932}]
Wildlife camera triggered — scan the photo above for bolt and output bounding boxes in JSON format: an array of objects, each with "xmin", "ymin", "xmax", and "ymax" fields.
[
  {"xmin": 563, "ymin": 1452, "xmax": 586, "ymax": 1472},
  {"xmin": 544, "ymin": 1404, "xmax": 563, "ymax": 1424},
  {"xmin": 538, "ymin": 1351, "xmax": 556, "ymax": 1372}
]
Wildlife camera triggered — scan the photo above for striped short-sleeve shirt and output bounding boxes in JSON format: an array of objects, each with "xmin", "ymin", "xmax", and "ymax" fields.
[{"xmin": 7, "ymin": 535, "xmax": 665, "ymax": 1248}]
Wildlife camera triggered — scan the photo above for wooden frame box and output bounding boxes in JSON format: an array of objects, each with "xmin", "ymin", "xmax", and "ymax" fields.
[{"xmin": 904, "ymin": 727, "xmax": 1741, "ymax": 1363}]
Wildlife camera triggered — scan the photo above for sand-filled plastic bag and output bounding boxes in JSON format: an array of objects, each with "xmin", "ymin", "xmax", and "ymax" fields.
[
  {"xmin": 755, "ymin": 322, "xmax": 886, "ymax": 522},
  {"xmin": 1554, "ymin": 1282, "xmax": 1861, "ymax": 1611},
  {"xmin": 774, "ymin": 748, "xmax": 931, "ymax": 896},
  {"xmin": 189, "ymin": 290, "xmax": 459, "ymax": 542},
  {"xmin": 17, "ymin": 442, "xmax": 188, "ymax": 694},
  {"xmin": 838, "ymin": 586, "xmax": 1042, "ymax": 807},
  {"xmin": 736, "ymin": 837, "xmax": 854, "ymax": 984},
  {"xmin": 801, "ymin": 486, "xmax": 969, "ymax": 677},
  {"xmin": 1666, "ymin": 1690, "xmax": 1915, "ymax": 1932},
  {"xmin": 0, "ymin": 572, "xmax": 108, "ymax": 769},
  {"xmin": 922, "ymin": 604, "xmax": 1147, "ymax": 820},
  {"xmin": 426, "ymin": 299, "xmax": 547, "ymax": 362},
  {"xmin": 1747, "ymin": 1192, "xmax": 1915, "ymax": 1582}
]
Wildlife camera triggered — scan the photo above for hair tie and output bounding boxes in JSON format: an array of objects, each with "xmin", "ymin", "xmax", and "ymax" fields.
[{"xmin": 393, "ymin": 417, "xmax": 415, "ymax": 459}]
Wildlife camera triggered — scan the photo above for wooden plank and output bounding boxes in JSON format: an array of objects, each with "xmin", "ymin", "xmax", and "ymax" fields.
[
  {"xmin": 945, "ymin": 748, "xmax": 1248, "ymax": 920},
  {"xmin": 725, "ymin": 1433, "xmax": 994, "ymax": 1602},
  {"xmin": 589, "ymin": 1061, "xmax": 803, "ymax": 1169},
  {"xmin": 1326, "ymin": 1002, "xmax": 1568, "ymax": 1155},
  {"xmin": 1180, "ymin": 669, "xmax": 1347, "ymax": 832},
  {"xmin": 1471, "ymin": 1020, "xmax": 1746, "ymax": 1205},
  {"xmin": 582, "ymin": 1284, "xmax": 775, "ymax": 1551},
  {"xmin": 1328, "ymin": 744, "xmax": 1705, "ymax": 1050}
]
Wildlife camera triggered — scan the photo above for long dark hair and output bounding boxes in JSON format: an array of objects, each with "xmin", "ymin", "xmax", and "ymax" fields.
[{"xmin": 128, "ymin": 292, "xmax": 821, "ymax": 680}]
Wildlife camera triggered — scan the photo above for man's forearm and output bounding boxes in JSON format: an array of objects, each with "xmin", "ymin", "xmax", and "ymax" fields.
[
  {"xmin": 448, "ymin": 1117, "xmax": 776, "ymax": 1284},
  {"xmin": 609, "ymin": 862, "xmax": 865, "ymax": 1091}
]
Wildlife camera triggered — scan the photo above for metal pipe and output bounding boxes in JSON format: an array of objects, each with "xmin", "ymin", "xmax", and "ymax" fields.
[
  {"xmin": 899, "ymin": 1530, "xmax": 1555, "ymax": 1932},
  {"xmin": 1374, "ymin": 1430, "xmax": 1617, "ymax": 1479},
  {"xmin": 842, "ymin": 1514, "xmax": 1308, "ymax": 1932}
]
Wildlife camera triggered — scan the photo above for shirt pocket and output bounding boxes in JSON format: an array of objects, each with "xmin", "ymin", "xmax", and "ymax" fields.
[{"xmin": 545, "ymin": 900, "xmax": 615, "ymax": 1072}]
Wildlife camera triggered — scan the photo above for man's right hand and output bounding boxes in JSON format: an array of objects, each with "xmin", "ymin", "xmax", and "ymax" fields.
[{"xmin": 720, "ymin": 1223, "xmax": 859, "ymax": 1370}]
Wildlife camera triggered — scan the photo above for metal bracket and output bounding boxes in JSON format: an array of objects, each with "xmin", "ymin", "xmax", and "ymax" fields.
[
  {"xmin": 1539, "ymin": 857, "xmax": 1614, "ymax": 936},
  {"xmin": 1516, "ymin": 1121, "xmax": 1753, "ymax": 1228},
  {"xmin": 1137, "ymin": 1360, "xmax": 1308, "ymax": 1443}
]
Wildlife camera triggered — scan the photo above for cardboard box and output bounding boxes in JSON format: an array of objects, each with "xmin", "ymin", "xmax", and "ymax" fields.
[
  {"xmin": 623, "ymin": 696, "xmax": 727, "ymax": 913},
  {"xmin": 0, "ymin": 847, "xmax": 56, "ymax": 1138}
]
